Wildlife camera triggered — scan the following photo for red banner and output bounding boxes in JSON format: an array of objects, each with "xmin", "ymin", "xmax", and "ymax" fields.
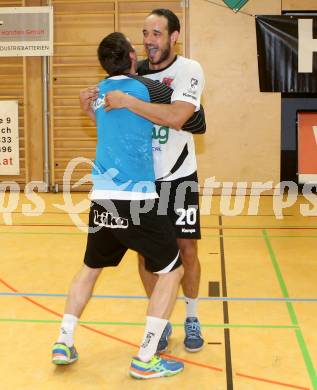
[{"xmin": 298, "ymin": 112, "xmax": 317, "ymax": 183}]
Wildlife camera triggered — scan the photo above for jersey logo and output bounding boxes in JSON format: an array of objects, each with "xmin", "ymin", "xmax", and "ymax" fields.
[
  {"xmin": 162, "ymin": 77, "xmax": 174, "ymax": 87},
  {"xmin": 191, "ymin": 78, "xmax": 198, "ymax": 89},
  {"xmin": 152, "ymin": 126, "xmax": 169, "ymax": 144},
  {"xmin": 188, "ymin": 78, "xmax": 199, "ymax": 94},
  {"xmin": 92, "ymin": 93, "xmax": 105, "ymax": 111},
  {"xmin": 183, "ymin": 92, "xmax": 197, "ymax": 100}
]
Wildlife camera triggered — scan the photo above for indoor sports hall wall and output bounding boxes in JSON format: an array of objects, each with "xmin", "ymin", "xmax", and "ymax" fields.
[
  {"xmin": 190, "ymin": 0, "xmax": 316, "ymax": 186},
  {"xmin": 0, "ymin": 0, "xmax": 44, "ymax": 186},
  {"xmin": 0, "ymin": 0, "xmax": 185, "ymax": 190},
  {"xmin": 0, "ymin": 0, "xmax": 316, "ymax": 190},
  {"xmin": 49, "ymin": 0, "xmax": 185, "ymax": 191}
]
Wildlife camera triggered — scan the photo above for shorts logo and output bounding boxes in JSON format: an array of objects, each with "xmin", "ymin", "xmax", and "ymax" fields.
[
  {"xmin": 93, "ymin": 210, "xmax": 128, "ymax": 229},
  {"xmin": 181, "ymin": 228, "xmax": 196, "ymax": 234},
  {"xmin": 176, "ymin": 208, "xmax": 197, "ymax": 226}
]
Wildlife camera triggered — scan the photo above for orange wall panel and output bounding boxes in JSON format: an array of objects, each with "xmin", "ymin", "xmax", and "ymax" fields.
[{"xmin": 298, "ymin": 112, "xmax": 317, "ymax": 175}]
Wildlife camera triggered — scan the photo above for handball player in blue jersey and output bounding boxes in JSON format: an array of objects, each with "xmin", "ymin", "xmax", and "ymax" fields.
[
  {"xmin": 80, "ymin": 10, "xmax": 206, "ymax": 354},
  {"xmin": 52, "ymin": 32, "xmax": 204, "ymax": 379}
]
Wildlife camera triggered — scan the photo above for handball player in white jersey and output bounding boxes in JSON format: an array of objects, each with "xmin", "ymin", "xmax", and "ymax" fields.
[{"xmin": 80, "ymin": 9, "xmax": 206, "ymax": 353}]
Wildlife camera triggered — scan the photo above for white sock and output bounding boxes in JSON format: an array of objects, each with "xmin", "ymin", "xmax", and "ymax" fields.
[
  {"xmin": 57, "ymin": 314, "xmax": 78, "ymax": 347},
  {"xmin": 185, "ymin": 297, "xmax": 198, "ymax": 318},
  {"xmin": 138, "ymin": 316, "xmax": 168, "ymax": 362}
]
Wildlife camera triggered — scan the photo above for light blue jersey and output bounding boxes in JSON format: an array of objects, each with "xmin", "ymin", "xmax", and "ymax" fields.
[{"xmin": 91, "ymin": 75, "xmax": 157, "ymax": 200}]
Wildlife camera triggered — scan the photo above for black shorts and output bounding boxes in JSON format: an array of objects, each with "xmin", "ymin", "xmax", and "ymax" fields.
[
  {"xmin": 84, "ymin": 199, "xmax": 182, "ymax": 273},
  {"xmin": 155, "ymin": 171, "xmax": 201, "ymax": 239}
]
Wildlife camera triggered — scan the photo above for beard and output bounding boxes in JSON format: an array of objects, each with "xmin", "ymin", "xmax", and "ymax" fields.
[{"xmin": 148, "ymin": 42, "xmax": 171, "ymax": 65}]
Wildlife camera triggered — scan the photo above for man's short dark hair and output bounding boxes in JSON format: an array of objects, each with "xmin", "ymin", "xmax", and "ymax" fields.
[
  {"xmin": 97, "ymin": 32, "xmax": 134, "ymax": 76},
  {"xmin": 150, "ymin": 9, "xmax": 180, "ymax": 35}
]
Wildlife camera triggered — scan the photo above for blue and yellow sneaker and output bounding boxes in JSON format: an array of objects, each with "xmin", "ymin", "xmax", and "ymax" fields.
[
  {"xmin": 129, "ymin": 355, "xmax": 184, "ymax": 379},
  {"xmin": 52, "ymin": 342, "xmax": 78, "ymax": 365},
  {"xmin": 156, "ymin": 322, "xmax": 172, "ymax": 353},
  {"xmin": 184, "ymin": 317, "xmax": 204, "ymax": 352}
]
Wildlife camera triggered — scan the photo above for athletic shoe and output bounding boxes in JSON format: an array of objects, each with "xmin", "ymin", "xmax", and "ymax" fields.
[
  {"xmin": 156, "ymin": 322, "xmax": 172, "ymax": 353},
  {"xmin": 129, "ymin": 355, "xmax": 184, "ymax": 379},
  {"xmin": 52, "ymin": 342, "xmax": 78, "ymax": 365},
  {"xmin": 184, "ymin": 317, "xmax": 204, "ymax": 352}
]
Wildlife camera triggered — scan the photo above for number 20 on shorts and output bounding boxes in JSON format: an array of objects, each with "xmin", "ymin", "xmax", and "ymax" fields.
[{"xmin": 176, "ymin": 208, "xmax": 197, "ymax": 225}]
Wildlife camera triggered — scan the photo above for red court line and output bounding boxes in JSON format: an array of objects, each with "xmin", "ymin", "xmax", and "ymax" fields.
[
  {"xmin": 80, "ymin": 323, "xmax": 222, "ymax": 371},
  {"xmin": 0, "ymin": 278, "xmax": 63, "ymax": 318},
  {"xmin": 0, "ymin": 277, "xmax": 311, "ymax": 389},
  {"xmin": 80, "ymin": 324, "xmax": 144, "ymax": 349},
  {"xmin": 0, "ymin": 277, "xmax": 221, "ymax": 372},
  {"xmin": 236, "ymin": 372, "xmax": 310, "ymax": 390}
]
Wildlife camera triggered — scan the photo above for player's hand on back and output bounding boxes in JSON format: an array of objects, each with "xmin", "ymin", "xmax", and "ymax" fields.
[
  {"xmin": 104, "ymin": 91, "xmax": 132, "ymax": 111},
  {"xmin": 79, "ymin": 86, "xmax": 99, "ymax": 113}
]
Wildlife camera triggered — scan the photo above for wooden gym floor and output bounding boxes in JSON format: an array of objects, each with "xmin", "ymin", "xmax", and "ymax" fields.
[{"xmin": 0, "ymin": 193, "xmax": 316, "ymax": 389}]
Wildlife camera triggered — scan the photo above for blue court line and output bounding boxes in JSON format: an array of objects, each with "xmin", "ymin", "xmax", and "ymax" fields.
[{"xmin": 0, "ymin": 292, "xmax": 316, "ymax": 302}]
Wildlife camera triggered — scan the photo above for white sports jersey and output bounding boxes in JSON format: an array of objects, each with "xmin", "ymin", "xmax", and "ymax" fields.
[{"xmin": 138, "ymin": 56, "xmax": 205, "ymax": 181}]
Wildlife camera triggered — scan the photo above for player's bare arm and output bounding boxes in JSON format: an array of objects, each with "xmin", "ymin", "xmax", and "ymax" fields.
[{"xmin": 104, "ymin": 90, "xmax": 195, "ymax": 130}]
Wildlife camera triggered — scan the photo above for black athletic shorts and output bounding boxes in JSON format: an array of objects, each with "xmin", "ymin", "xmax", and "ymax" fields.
[
  {"xmin": 84, "ymin": 199, "xmax": 182, "ymax": 273},
  {"xmin": 155, "ymin": 171, "xmax": 201, "ymax": 239}
]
